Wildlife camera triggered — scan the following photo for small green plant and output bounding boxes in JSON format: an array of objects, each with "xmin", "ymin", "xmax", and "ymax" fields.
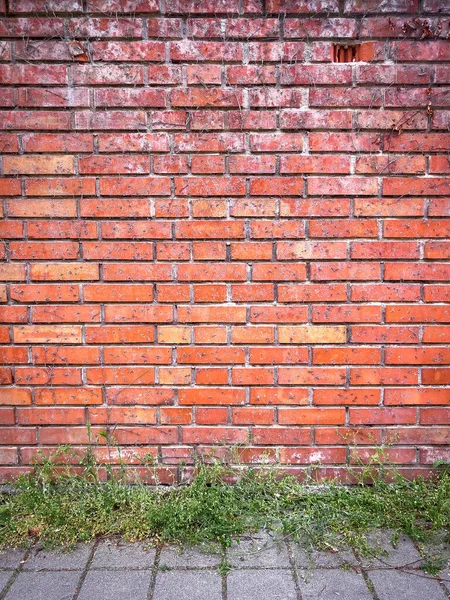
[
  {"xmin": 218, "ymin": 557, "xmax": 233, "ymax": 576},
  {"xmin": 420, "ymin": 556, "xmax": 447, "ymax": 575},
  {"xmin": 0, "ymin": 446, "xmax": 449, "ymax": 569}
]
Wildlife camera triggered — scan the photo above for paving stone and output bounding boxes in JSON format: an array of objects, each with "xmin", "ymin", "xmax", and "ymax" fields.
[
  {"xmin": 0, "ymin": 571, "xmax": 13, "ymax": 593},
  {"xmin": 440, "ymin": 569, "xmax": 450, "ymax": 593},
  {"xmin": 291, "ymin": 543, "xmax": 358, "ymax": 568},
  {"xmin": 159, "ymin": 545, "xmax": 221, "ymax": 568},
  {"xmin": 418, "ymin": 530, "xmax": 450, "ymax": 573},
  {"xmin": 227, "ymin": 531, "xmax": 290, "ymax": 568},
  {"xmin": 227, "ymin": 569, "xmax": 297, "ymax": 600},
  {"xmin": 0, "ymin": 548, "xmax": 27, "ymax": 570},
  {"xmin": 78, "ymin": 569, "xmax": 151, "ymax": 600},
  {"xmin": 298, "ymin": 568, "xmax": 373, "ymax": 600},
  {"xmin": 91, "ymin": 540, "xmax": 156, "ymax": 569},
  {"xmin": 4, "ymin": 571, "xmax": 80, "ymax": 600},
  {"xmin": 153, "ymin": 570, "xmax": 222, "ymax": 600},
  {"xmin": 24, "ymin": 543, "xmax": 92, "ymax": 571},
  {"xmin": 368, "ymin": 569, "xmax": 448, "ymax": 600},
  {"xmin": 359, "ymin": 531, "xmax": 423, "ymax": 569}
]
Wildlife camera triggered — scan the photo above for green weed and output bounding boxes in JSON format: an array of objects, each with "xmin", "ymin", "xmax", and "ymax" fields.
[{"xmin": 0, "ymin": 446, "xmax": 449, "ymax": 561}]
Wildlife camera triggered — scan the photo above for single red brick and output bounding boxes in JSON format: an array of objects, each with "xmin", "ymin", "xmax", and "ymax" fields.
[
  {"xmin": 385, "ymin": 347, "xmax": 450, "ymax": 365},
  {"xmin": 351, "ymin": 325, "xmax": 419, "ymax": 344},
  {"xmin": 231, "ymin": 284, "xmax": 275, "ymax": 303},
  {"xmin": 279, "ymin": 408, "xmax": 345, "ymax": 425},
  {"xmin": 86, "ymin": 367, "xmax": 155, "ymax": 385},
  {"xmin": 385, "ymin": 388, "xmax": 450, "ymax": 406},
  {"xmin": 182, "ymin": 427, "xmax": 248, "ymax": 445},
  {"xmin": 35, "ymin": 387, "xmax": 102, "ymax": 405},
  {"xmin": 314, "ymin": 388, "xmax": 381, "ymax": 405},
  {"xmin": 103, "ymin": 346, "xmax": 171, "ymax": 365},
  {"xmin": 196, "ymin": 407, "xmax": 229, "ymax": 425},
  {"xmin": 17, "ymin": 408, "xmax": 85, "ymax": 425},
  {"xmin": 226, "ymin": 65, "xmax": 277, "ymax": 85},
  {"xmin": 232, "ymin": 368, "xmax": 275, "ymax": 386},
  {"xmin": 313, "ymin": 347, "xmax": 381, "ymax": 365},
  {"xmin": 92, "ymin": 40, "xmax": 163, "ymax": 61},
  {"xmin": 85, "ymin": 325, "xmax": 155, "ymax": 343},
  {"xmin": 15, "ymin": 367, "xmax": 82, "ymax": 386},
  {"xmin": 106, "ymin": 387, "xmax": 173, "ymax": 406},
  {"xmin": 178, "ymin": 347, "xmax": 245, "ymax": 364},
  {"xmin": 68, "ymin": 17, "xmax": 143, "ymax": 38},
  {"xmin": 192, "ymin": 242, "xmax": 227, "ymax": 260},
  {"xmin": 196, "ymin": 368, "xmax": 229, "ymax": 385},
  {"xmin": 384, "ymin": 177, "xmax": 450, "ymax": 196},
  {"xmin": 250, "ymin": 388, "xmax": 309, "ymax": 405},
  {"xmin": 232, "ymin": 407, "xmax": 274, "ymax": 425},
  {"xmin": 104, "ymin": 305, "xmax": 173, "ymax": 323},
  {"xmin": 193, "ymin": 326, "xmax": 227, "ymax": 344},
  {"xmin": 193, "ymin": 286, "xmax": 227, "ymax": 304},
  {"xmin": 350, "ymin": 368, "xmax": 418, "ymax": 386},
  {"xmin": 280, "ymin": 198, "xmax": 350, "ymax": 217},
  {"xmin": 0, "ymin": 388, "xmax": 32, "ymax": 406},
  {"xmin": 249, "ymin": 347, "xmax": 308, "ymax": 365},
  {"xmin": 252, "ymin": 427, "xmax": 311, "ymax": 446}
]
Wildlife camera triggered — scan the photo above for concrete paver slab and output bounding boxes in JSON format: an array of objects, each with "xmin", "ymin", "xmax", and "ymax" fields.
[
  {"xmin": 291, "ymin": 543, "xmax": 358, "ymax": 568},
  {"xmin": 0, "ymin": 548, "xmax": 27, "ymax": 570},
  {"xmin": 91, "ymin": 540, "xmax": 156, "ymax": 569},
  {"xmin": 368, "ymin": 569, "xmax": 448, "ymax": 600},
  {"xmin": 24, "ymin": 544, "xmax": 92, "ymax": 571},
  {"xmin": 359, "ymin": 531, "xmax": 422, "ymax": 568},
  {"xmin": 78, "ymin": 569, "xmax": 152, "ymax": 600},
  {"xmin": 297, "ymin": 568, "xmax": 373, "ymax": 600},
  {"xmin": 227, "ymin": 568, "xmax": 297, "ymax": 600},
  {"xmin": 4, "ymin": 571, "xmax": 80, "ymax": 600},
  {"xmin": 159, "ymin": 545, "xmax": 221, "ymax": 568},
  {"xmin": 440, "ymin": 569, "xmax": 450, "ymax": 593},
  {"xmin": 0, "ymin": 571, "xmax": 13, "ymax": 594},
  {"xmin": 153, "ymin": 570, "xmax": 222, "ymax": 600},
  {"xmin": 227, "ymin": 531, "xmax": 290, "ymax": 568}
]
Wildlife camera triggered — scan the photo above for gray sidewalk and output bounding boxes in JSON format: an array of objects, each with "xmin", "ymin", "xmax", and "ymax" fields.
[{"xmin": 1, "ymin": 531, "xmax": 449, "ymax": 600}]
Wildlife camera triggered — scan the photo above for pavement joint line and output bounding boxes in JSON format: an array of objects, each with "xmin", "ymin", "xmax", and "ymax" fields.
[
  {"xmin": 286, "ymin": 538, "xmax": 304, "ymax": 600},
  {"xmin": 221, "ymin": 565, "xmax": 227, "ymax": 600},
  {"xmin": 0, "ymin": 546, "xmax": 32, "ymax": 600},
  {"xmin": 70, "ymin": 538, "xmax": 99, "ymax": 600},
  {"xmin": 352, "ymin": 547, "xmax": 381, "ymax": 600},
  {"xmin": 146, "ymin": 544, "xmax": 161, "ymax": 600}
]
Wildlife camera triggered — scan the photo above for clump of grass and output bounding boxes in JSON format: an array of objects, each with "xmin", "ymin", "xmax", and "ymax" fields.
[{"xmin": 0, "ymin": 446, "xmax": 449, "ymax": 558}]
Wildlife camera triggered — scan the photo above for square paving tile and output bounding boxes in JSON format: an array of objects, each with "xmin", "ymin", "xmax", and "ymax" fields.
[
  {"xmin": 0, "ymin": 571, "xmax": 13, "ymax": 593},
  {"xmin": 78, "ymin": 570, "xmax": 152, "ymax": 600},
  {"xmin": 359, "ymin": 531, "xmax": 422, "ymax": 569},
  {"xmin": 298, "ymin": 568, "xmax": 373, "ymax": 600},
  {"xmin": 4, "ymin": 571, "xmax": 80, "ymax": 600},
  {"xmin": 0, "ymin": 548, "xmax": 27, "ymax": 570},
  {"xmin": 368, "ymin": 569, "xmax": 448, "ymax": 600},
  {"xmin": 159, "ymin": 545, "xmax": 221, "ymax": 568},
  {"xmin": 441, "ymin": 569, "xmax": 450, "ymax": 593},
  {"xmin": 227, "ymin": 569, "xmax": 297, "ymax": 600},
  {"xmin": 24, "ymin": 544, "xmax": 92, "ymax": 571},
  {"xmin": 291, "ymin": 543, "xmax": 358, "ymax": 568},
  {"xmin": 91, "ymin": 540, "xmax": 156, "ymax": 569},
  {"xmin": 227, "ymin": 532, "xmax": 290, "ymax": 568},
  {"xmin": 153, "ymin": 570, "xmax": 222, "ymax": 600}
]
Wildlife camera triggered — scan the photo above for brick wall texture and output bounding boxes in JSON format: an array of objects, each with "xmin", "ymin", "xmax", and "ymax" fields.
[{"xmin": 1, "ymin": 0, "xmax": 450, "ymax": 483}]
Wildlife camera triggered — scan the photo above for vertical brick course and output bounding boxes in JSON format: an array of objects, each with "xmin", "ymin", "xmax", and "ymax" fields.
[{"xmin": 1, "ymin": 0, "xmax": 449, "ymax": 481}]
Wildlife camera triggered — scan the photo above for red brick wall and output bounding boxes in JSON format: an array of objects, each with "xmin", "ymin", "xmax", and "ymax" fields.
[{"xmin": 1, "ymin": 0, "xmax": 450, "ymax": 483}]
